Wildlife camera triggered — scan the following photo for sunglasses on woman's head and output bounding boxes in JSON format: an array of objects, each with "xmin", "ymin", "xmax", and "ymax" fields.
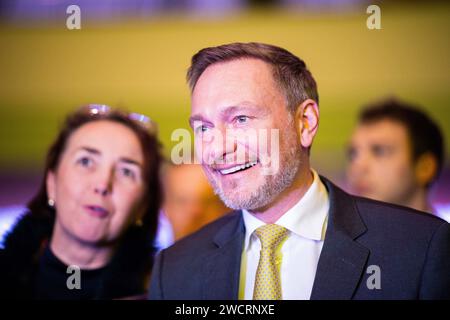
[{"xmin": 80, "ymin": 104, "xmax": 157, "ymax": 135}]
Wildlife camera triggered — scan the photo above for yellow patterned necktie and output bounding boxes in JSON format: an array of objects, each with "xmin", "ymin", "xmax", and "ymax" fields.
[{"xmin": 252, "ymin": 224, "xmax": 289, "ymax": 300}]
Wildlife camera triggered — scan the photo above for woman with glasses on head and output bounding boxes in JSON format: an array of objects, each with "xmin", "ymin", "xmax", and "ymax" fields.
[{"xmin": 0, "ymin": 105, "xmax": 162, "ymax": 299}]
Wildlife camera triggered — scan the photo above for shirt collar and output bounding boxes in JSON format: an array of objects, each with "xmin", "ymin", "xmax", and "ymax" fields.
[{"xmin": 242, "ymin": 169, "xmax": 329, "ymax": 251}]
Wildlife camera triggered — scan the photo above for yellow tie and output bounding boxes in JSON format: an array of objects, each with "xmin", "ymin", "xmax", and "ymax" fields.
[{"xmin": 253, "ymin": 224, "xmax": 288, "ymax": 300}]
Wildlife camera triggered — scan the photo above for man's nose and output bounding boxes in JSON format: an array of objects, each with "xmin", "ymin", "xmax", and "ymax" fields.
[{"xmin": 203, "ymin": 127, "xmax": 237, "ymax": 164}]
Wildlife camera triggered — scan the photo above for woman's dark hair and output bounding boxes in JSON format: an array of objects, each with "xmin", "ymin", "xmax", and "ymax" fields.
[{"xmin": 27, "ymin": 106, "xmax": 163, "ymax": 246}]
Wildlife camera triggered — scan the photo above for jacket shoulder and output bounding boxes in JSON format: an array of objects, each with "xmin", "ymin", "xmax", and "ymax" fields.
[
  {"xmin": 354, "ymin": 196, "xmax": 447, "ymax": 234},
  {"xmin": 163, "ymin": 210, "xmax": 241, "ymax": 257},
  {"xmin": 149, "ymin": 211, "xmax": 243, "ymax": 299}
]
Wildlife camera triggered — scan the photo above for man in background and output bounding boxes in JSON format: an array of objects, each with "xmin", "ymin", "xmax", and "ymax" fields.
[
  {"xmin": 346, "ymin": 98, "xmax": 444, "ymax": 213},
  {"xmin": 161, "ymin": 163, "xmax": 228, "ymax": 241}
]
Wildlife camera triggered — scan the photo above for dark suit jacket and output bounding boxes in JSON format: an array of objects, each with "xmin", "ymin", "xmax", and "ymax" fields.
[{"xmin": 149, "ymin": 177, "xmax": 450, "ymax": 300}]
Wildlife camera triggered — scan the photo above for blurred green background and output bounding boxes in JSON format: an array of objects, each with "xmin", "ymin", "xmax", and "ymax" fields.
[{"xmin": 0, "ymin": 2, "xmax": 449, "ymax": 205}]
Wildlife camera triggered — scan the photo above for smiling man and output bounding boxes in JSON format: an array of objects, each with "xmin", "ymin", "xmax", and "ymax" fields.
[{"xmin": 149, "ymin": 43, "xmax": 450, "ymax": 300}]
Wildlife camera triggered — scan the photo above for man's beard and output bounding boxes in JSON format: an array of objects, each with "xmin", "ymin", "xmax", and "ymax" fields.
[{"xmin": 205, "ymin": 128, "xmax": 302, "ymax": 211}]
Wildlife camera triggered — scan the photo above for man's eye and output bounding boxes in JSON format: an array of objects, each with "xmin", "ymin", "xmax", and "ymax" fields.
[
  {"xmin": 235, "ymin": 115, "xmax": 249, "ymax": 124},
  {"xmin": 372, "ymin": 146, "xmax": 389, "ymax": 157},
  {"xmin": 196, "ymin": 125, "xmax": 209, "ymax": 133},
  {"xmin": 347, "ymin": 148, "xmax": 357, "ymax": 162}
]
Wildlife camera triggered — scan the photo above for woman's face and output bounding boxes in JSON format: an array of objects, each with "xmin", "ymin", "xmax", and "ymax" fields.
[{"xmin": 47, "ymin": 120, "xmax": 147, "ymax": 245}]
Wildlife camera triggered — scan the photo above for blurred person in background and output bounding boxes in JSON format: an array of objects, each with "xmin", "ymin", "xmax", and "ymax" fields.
[
  {"xmin": 346, "ymin": 98, "xmax": 444, "ymax": 214},
  {"xmin": 161, "ymin": 163, "xmax": 228, "ymax": 241},
  {"xmin": 0, "ymin": 104, "xmax": 162, "ymax": 299}
]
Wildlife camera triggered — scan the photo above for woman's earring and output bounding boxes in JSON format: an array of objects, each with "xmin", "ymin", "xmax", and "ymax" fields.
[
  {"xmin": 48, "ymin": 198, "xmax": 55, "ymax": 207},
  {"xmin": 135, "ymin": 218, "xmax": 143, "ymax": 227}
]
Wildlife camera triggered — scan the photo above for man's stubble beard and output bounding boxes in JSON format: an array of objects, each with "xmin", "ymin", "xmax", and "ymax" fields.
[{"xmin": 205, "ymin": 125, "xmax": 302, "ymax": 211}]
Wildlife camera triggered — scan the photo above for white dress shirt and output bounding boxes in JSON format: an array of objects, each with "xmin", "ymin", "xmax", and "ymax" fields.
[{"xmin": 238, "ymin": 169, "xmax": 329, "ymax": 300}]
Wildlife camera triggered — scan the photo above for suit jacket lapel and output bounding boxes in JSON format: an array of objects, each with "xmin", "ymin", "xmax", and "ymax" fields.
[
  {"xmin": 202, "ymin": 211, "xmax": 245, "ymax": 299},
  {"xmin": 200, "ymin": 177, "xmax": 370, "ymax": 300},
  {"xmin": 310, "ymin": 177, "xmax": 369, "ymax": 300}
]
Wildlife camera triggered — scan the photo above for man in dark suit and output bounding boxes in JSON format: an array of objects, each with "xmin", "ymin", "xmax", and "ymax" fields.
[{"xmin": 149, "ymin": 42, "xmax": 450, "ymax": 300}]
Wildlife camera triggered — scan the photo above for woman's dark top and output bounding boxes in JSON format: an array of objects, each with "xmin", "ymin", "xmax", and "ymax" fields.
[
  {"xmin": 34, "ymin": 245, "xmax": 108, "ymax": 299},
  {"xmin": 0, "ymin": 212, "xmax": 154, "ymax": 299}
]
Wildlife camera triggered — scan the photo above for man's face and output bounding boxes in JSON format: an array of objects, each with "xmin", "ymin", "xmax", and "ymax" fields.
[
  {"xmin": 190, "ymin": 58, "xmax": 302, "ymax": 211},
  {"xmin": 346, "ymin": 119, "xmax": 419, "ymax": 205}
]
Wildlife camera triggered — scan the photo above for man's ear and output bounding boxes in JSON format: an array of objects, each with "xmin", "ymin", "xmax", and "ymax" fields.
[
  {"xmin": 46, "ymin": 170, "xmax": 56, "ymax": 201},
  {"xmin": 294, "ymin": 99, "xmax": 319, "ymax": 149},
  {"xmin": 414, "ymin": 152, "xmax": 438, "ymax": 187}
]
